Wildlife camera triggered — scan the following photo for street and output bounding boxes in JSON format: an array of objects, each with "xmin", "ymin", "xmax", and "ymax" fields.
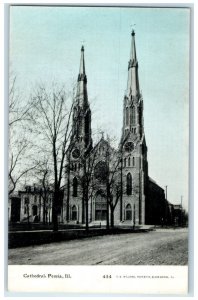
[{"xmin": 8, "ymin": 228, "xmax": 188, "ymax": 265}]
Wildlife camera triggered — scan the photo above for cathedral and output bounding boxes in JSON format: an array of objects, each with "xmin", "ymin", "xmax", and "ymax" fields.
[
  {"xmin": 63, "ymin": 31, "xmax": 168, "ymax": 227},
  {"xmin": 8, "ymin": 31, "xmax": 183, "ymax": 228}
]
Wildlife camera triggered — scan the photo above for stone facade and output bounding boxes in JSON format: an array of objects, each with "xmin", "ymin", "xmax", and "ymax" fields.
[{"xmin": 64, "ymin": 31, "xmax": 163, "ymax": 226}]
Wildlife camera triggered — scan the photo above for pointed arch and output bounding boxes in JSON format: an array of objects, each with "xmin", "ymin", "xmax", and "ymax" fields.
[
  {"xmin": 126, "ymin": 173, "xmax": 132, "ymax": 195},
  {"xmin": 71, "ymin": 205, "xmax": 77, "ymax": 221},
  {"xmin": 126, "ymin": 107, "xmax": 129, "ymax": 126},
  {"xmin": 124, "ymin": 158, "xmax": 126, "ymax": 167},
  {"xmin": 131, "ymin": 106, "xmax": 136, "ymax": 125},
  {"xmin": 128, "ymin": 157, "xmax": 131, "ymax": 166},
  {"xmin": 73, "ymin": 177, "xmax": 78, "ymax": 197},
  {"xmin": 125, "ymin": 203, "xmax": 132, "ymax": 220}
]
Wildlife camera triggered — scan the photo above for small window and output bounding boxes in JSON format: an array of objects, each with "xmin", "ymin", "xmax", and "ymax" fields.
[
  {"xmin": 126, "ymin": 173, "xmax": 132, "ymax": 195},
  {"xmin": 24, "ymin": 197, "xmax": 29, "ymax": 204},
  {"xmin": 131, "ymin": 106, "xmax": 136, "ymax": 125},
  {"xmin": 126, "ymin": 107, "xmax": 129, "ymax": 126},
  {"xmin": 73, "ymin": 177, "xmax": 78, "ymax": 197},
  {"xmin": 124, "ymin": 158, "xmax": 126, "ymax": 167},
  {"xmin": 128, "ymin": 157, "xmax": 131, "ymax": 166},
  {"xmin": 133, "ymin": 157, "xmax": 135, "ymax": 166}
]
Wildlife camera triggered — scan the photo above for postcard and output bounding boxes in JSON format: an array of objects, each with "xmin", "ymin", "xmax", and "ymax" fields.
[{"xmin": 7, "ymin": 5, "xmax": 190, "ymax": 295}]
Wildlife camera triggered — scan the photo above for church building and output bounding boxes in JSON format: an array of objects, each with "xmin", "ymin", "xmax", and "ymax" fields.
[{"xmin": 64, "ymin": 31, "xmax": 168, "ymax": 226}]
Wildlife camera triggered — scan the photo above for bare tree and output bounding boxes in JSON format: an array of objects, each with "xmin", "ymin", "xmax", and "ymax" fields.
[
  {"xmin": 104, "ymin": 134, "xmax": 130, "ymax": 228},
  {"xmin": 34, "ymin": 159, "xmax": 53, "ymax": 224},
  {"xmin": 9, "ymin": 74, "xmax": 37, "ymax": 195},
  {"xmin": 30, "ymin": 83, "xmax": 74, "ymax": 231},
  {"xmin": 9, "ymin": 74, "xmax": 32, "ymax": 127},
  {"xmin": 81, "ymin": 146, "xmax": 99, "ymax": 232}
]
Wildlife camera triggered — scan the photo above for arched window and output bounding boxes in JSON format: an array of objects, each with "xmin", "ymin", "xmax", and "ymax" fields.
[
  {"xmin": 133, "ymin": 157, "xmax": 135, "ymax": 166},
  {"xmin": 73, "ymin": 177, "xmax": 78, "ymax": 197},
  {"xmin": 126, "ymin": 107, "xmax": 129, "ymax": 126},
  {"xmin": 131, "ymin": 106, "xmax": 136, "ymax": 125},
  {"xmin": 124, "ymin": 158, "xmax": 126, "ymax": 167},
  {"xmin": 125, "ymin": 203, "xmax": 132, "ymax": 220},
  {"xmin": 71, "ymin": 205, "xmax": 77, "ymax": 221},
  {"xmin": 126, "ymin": 173, "xmax": 132, "ymax": 195},
  {"xmin": 94, "ymin": 161, "xmax": 108, "ymax": 182},
  {"xmin": 128, "ymin": 157, "xmax": 131, "ymax": 166}
]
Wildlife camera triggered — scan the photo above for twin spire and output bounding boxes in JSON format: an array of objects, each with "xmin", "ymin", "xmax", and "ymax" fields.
[
  {"xmin": 76, "ymin": 30, "xmax": 140, "ymax": 110},
  {"xmin": 77, "ymin": 30, "xmax": 140, "ymax": 100},
  {"xmin": 76, "ymin": 45, "xmax": 88, "ymax": 108},
  {"xmin": 127, "ymin": 30, "xmax": 140, "ymax": 97}
]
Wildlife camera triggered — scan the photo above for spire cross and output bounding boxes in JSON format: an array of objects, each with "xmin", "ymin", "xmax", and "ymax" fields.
[{"xmin": 130, "ymin": 24, "xmax": 136, "ymax": 34}]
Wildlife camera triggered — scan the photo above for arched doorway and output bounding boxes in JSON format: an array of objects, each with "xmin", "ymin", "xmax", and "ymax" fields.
[
  {"xmin": 125, "ymin": 203, "xmax": 132, "ymax": 221},
  {"xmin": 95, "ymin": 191, "xmax": 107, "ymax": 221},
  {"xmin": 71, "ymin": 205, "xmax": 77, "ymax": 221}
]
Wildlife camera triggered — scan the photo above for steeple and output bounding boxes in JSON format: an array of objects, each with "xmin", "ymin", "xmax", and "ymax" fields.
[
  {"xmin": 72, "ymin": 46, "xmax": 92, "ymax": 151},
  {"xmin": 127, "ymin": 30, "xmax": 140, "ymax": 97},
  {"xmin": 76, "ymin": 45, "xmax": 88, "ymax": 108},
  {"xmin": 78, "ymin": 45, "xmax": 86, "ymax": 83},
  {"xmin": 121, "ymin": 31, "xmax": 144, "ymax": 141}
]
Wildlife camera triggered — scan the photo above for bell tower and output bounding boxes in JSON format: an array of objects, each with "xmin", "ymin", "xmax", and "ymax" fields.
[
  {"xmin": 71, "ymin": 46, "xmax": 92, "ymax": 153},
  {"xmin": 65, "ymin": 46, "xmax": 93, "ymax": 224},
  {"xmin": 120, "ymin": 31, "xmax": 148, "ymax": 225},
  {"xmin": 122, "ymin": 30, "xmax": 144, "ymax": 141}
]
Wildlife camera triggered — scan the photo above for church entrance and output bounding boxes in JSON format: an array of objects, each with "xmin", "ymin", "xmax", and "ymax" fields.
[
  {"xmin": 71, "ymin": 205, "xmax": 77, "ymax": 221},
  {"xmin": 125, "ymin": 203, "xmax": 132, "ymax": 221},
  {"xmin": 95, "ymin": 191, "xmax": 107, "ymax": 221}
]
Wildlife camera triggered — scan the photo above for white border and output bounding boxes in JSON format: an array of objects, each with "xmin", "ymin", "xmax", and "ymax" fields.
[{"xmin": 1, "ymin": 0, "xmax": 196, "ymax": 299}]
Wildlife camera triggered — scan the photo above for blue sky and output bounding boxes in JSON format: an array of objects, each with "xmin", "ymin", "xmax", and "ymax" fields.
[{"xmin": 10, "ymin": 6, "xmax": 190, "ymax": 210}]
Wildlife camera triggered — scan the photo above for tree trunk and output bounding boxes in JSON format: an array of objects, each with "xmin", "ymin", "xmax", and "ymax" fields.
[
  {"xmin": 43, "ymin": 202, "xmax": 46, "ymax": 224},
  {"xmin": 52, "ymin": 189, "xmax": 59, "ymax": 231},
  {"xmin": 85, "ymin": 190, "xmax": 89, "ymax": 232},
  {"xmin": 106, "ymin": 199, "xmax": 109, "ymax": 230},
  {"xmin": 110, "ymin": 208, "xmax": 114, "ymax": 228},
  {"xmin": 106, "ymin": 181, "xmax": 110, "ymax": 230},
  {"xmin": 66, "ymin": 168, "xmax": 70, "ymax": 222}
]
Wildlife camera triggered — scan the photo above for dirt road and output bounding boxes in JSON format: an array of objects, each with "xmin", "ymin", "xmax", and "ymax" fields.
[{"xmin": 8, "ymin": 228, "xmax": 188, "ymax": 265}]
